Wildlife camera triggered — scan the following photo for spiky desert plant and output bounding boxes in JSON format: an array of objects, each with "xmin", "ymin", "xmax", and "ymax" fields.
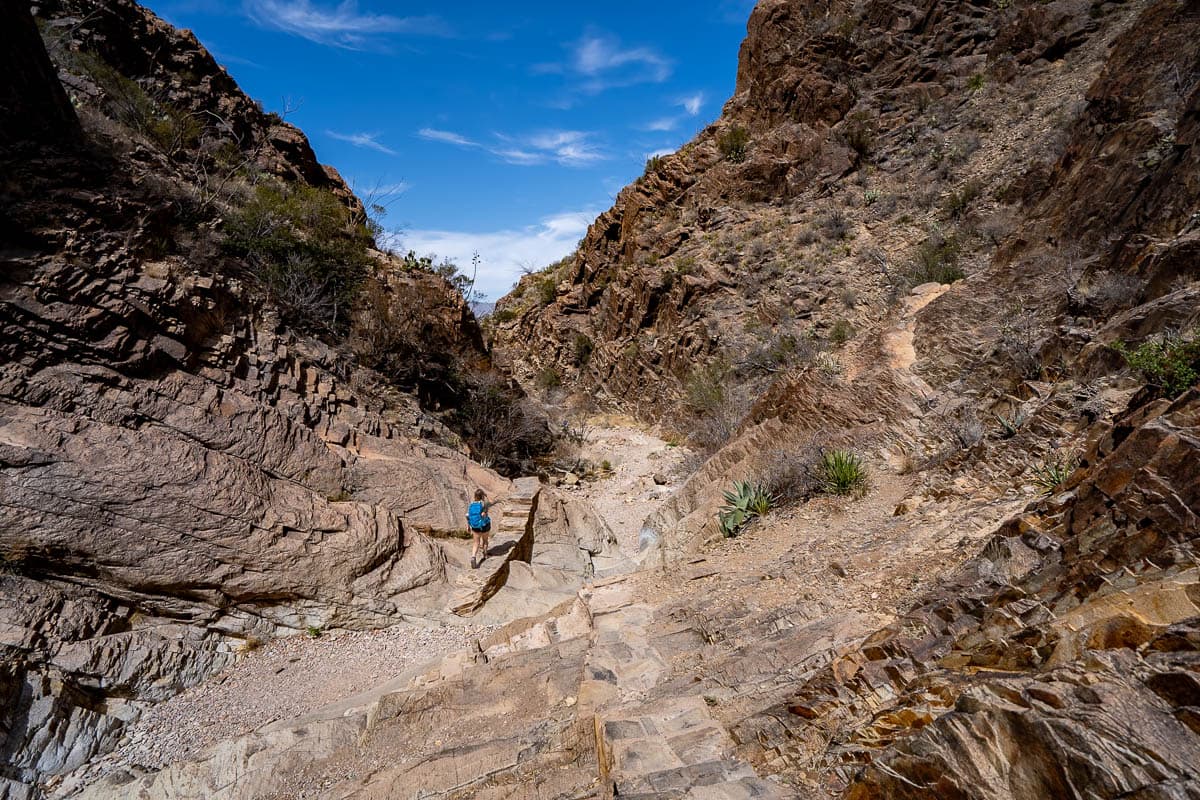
[
  {"xmin": 717, "ymin": 480, "xmax": 776, "ymax": 537},
  {"xmin": 817, "ymin": 449, "xmax": 869, "ymax": 496},
  {"xmin": 1032, "ymin": 454, "xmax": 1078, "ymax": 495}
]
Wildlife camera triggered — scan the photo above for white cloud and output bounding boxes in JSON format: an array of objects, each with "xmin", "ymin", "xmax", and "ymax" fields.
[
  {"xmin": 536, "ymin": 30, "xmax": 672, "ymax": 94},
  {"xmin": 527, "ymin": 131, "xmax": 604, "ymax": 165},
  {"xmin": 678, "ymin": 92, "xmax": 705, "ymax": 116},
  {"xmin": 327, "ymin": 130, "xmax": 396, "ymax": 155},
  {"xmin": 400, "ymin": 209, "xmax": 599, "ymax": 299},
  {"xmin": 644, "ymin": 117, "xmax": 678, "ymax": 132},
  {"xmin": 573, "ymin": 34, "xmax": 671, "ymax": 81},
  {"xmin": 417, "ymin": 128, "xmax": 477, "ymax": 147},
  {"xmin": 418, "ymin": 126, "xmax": 605, "ymax": 167},
  {"xmin": 243, "ymin": 0, "xmax": 448, "ymax": 49}
]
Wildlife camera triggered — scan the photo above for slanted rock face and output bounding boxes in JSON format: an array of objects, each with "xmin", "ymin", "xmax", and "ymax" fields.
[{"xmin": 730, "ymin": 388, "xmax": 1200, "ymax": 798}]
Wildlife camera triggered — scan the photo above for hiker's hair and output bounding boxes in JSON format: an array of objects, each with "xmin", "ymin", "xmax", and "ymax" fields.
[{"xmin": 474, "ymin": 489, "xmax": 486, "ymax": 501}]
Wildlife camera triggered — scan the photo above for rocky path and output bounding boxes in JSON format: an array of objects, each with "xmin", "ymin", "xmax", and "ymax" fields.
[
  {"xmin": 61, "ymin": 419, "xmax": 689, "ymax": 798},
  {"xmin": 570, "ymin": 416, "xmax": 694, "ymax": 560}
]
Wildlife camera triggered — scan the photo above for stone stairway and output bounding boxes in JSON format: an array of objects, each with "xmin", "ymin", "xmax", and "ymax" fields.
[
  {"xmin": 579, "ymin": 578, "xmax": 787, "ymax": 799},
  {"xmin": 445, "ymin": 477, "xmax": 541, "ymax": 616}
]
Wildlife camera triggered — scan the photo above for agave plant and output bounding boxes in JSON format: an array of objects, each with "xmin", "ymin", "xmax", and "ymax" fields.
[
  {"xmin": 1032, "ymin": 453, "xmax": 1079, "ymax": 495},
  {"xmin": 717, "ymin": 480, "xmax": 776, "ymax": 537}
]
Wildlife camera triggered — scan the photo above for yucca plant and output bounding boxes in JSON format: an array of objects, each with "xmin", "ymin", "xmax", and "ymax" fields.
[
  {"xmin": 817, "ymin": 449, "xmax": 869, "ymax": 496},
  {"xmin": 1032, "ymin": 454, "xmax": 1078, "ymax": 495},
  {"xmin": 717, "ymin": 480, "xmax": 776, "ymax": 537}
]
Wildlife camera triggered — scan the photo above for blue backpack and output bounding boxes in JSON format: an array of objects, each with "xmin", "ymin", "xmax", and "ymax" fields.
[{"xmin": 467, "ymin": 501, "xmax": 489, "ymax": 530}]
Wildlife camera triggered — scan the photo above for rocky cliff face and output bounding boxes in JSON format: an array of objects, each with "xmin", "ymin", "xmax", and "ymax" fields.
[
  {"xmin": 0, "ymin": 0, "xmax": 82, "ymax": 148},
  {"xmin": 492, "ymin": 0, "xmax": 1198, "ymax": 431},
  {"xmin": 0, "ymin": 3, "xmax": 592, "ymax": 797}
]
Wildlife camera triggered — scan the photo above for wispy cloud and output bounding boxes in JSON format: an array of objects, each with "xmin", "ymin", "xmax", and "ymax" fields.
[
  {"xmin": 526, "ymin": 131, "xmax": 604, "ymax": 165},
  {"xmin": 640, "ymin": 93, "xmax": 704, "ymax": 134},
  {"xmin": 644, "ymin": 117, "xmax": 678, "ymax": 132},
  {"xmin": 417, "ymin": 128, "xmax": 478, "ymax": 147},
  {"xmin": 399, "ymin": 209, "xmax": 600, "ymax": 299},
  {"xmin": 573, "ymin": 33, "xmax": 671, "ymax": 83},
  {"xmin": 328, "ymin": 130, "xmax": 397, "ymax": 155},
  {"xmin": 418, "ymin": 127, "xmax": 605, "ymax": 167},
  {"xmin": 537, "ymin": 30, "xmax": 672, "ymax": 96},
  {"xmin": 243, "ymin": 0, "xmax": 448, "ymax": 49},
  {"xmin": 678, "ymin": 92, "xmax": 705, "ymax": 116}
]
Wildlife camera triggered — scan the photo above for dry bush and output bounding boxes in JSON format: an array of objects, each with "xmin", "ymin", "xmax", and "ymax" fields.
[
  {"xmin": 683, "ymin": 359, "xmax": 754, "ymax": 454},
  {"xmin": 451, "ymin": 372, "xmax": 554, "ymax": 474},
  {"xmin": 761, "ymin": 445, "xmax": 820, "ymax": 503},
  {"xmin": 998, "ymin": 304, "xmax": 1043, "ymax": 380},
  {"xmin": 1071, "ymin": 271, "xmax": 1144, "ymax": 316}
]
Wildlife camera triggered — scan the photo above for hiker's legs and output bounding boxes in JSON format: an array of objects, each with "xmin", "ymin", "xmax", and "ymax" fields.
[
  {"xmin": 480, "ymin": 521, "xmax": 491, "ymax": 556},
  {"xmin": 471, "ymin": 531, "xmax": 482, "ymax": 563}
]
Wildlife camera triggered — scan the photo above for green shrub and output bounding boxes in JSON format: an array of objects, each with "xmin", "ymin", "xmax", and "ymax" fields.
[
  {"xmin": 305, "ymin": 625, "xmax": 323, "ymax": 638},
  {"xmin": 717, "ymin": 480, "xmax": 776, "ymax": 537},
  {"xmin": 645, "ymin": 155, "xmax": 664, "ymax": 175},
  {"xmin": 490, "ymin": 307, "xmax": 518, "ymax": 323},
  {"xmin": 572, "ymin": 332, "xmax": 595, "ymax": 366},
  {"xmin": 684, "ymin": 360, "xmax": 730, "ymax": 416},
  {"xmin": 75, "ymin": 50, "xmax": 200, "ymax": 156},
  {"xmin": 1113, "ymin": 331, "xmax": 1200, "ymax": 397},
  {"xmin": 966, "ymin": 73, "xmax": 986, "ymax": 92},
  {"xmin": 829, "ymin": 319, "xmax": 855, "ymax": 346},
  {"xmin": 718, "ymin": 125, "xmax": 750, "ymax": 163},
  {"xmin": 906, "ymin": 230, "xmax": 964, "ymax": 285},
  {"xmin": 675, "ymin": 256, "xmax": 698, "ymax": 275},
  {"xmin": 536, "ymin": 366, "xmax": 562, "ymax": 389},
  {"xmin": 816, "ymin": 449, "xmax": 869, "ymax": 496},
  {"xmin": 1032, "ymin": 454, "xmax": 1078, "ymax": 495},
  {"xmin": 223, "ymin": 181, "xmax": 374, "ymax": 333},
  {"xmin": 537, "ymin": 276, "xmax": 558, "ymax": 306}
]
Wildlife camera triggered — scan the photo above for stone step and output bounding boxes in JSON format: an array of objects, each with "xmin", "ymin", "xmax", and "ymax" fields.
[
  {"xmin": 580, "ymin": 585, "xmax": 784, "ymax": 800},
  {"xmin": 447, "ymin": 478, "xmax": 542, "ymax": 616}
]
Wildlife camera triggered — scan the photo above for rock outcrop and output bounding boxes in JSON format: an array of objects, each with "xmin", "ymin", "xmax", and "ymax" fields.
[{"xmin": 6, "ymin": 0, "xmax": 1200, "ymax": 797}]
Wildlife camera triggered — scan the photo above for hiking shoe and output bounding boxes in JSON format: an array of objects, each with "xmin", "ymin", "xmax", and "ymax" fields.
[{"xmin": 470, "ymin": 557, "xmax": 478, "ymax": 569}]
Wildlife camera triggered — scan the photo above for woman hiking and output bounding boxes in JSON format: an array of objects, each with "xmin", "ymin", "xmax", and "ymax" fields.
[{"xmin": 467, "ymin": 489, "xmax": 495, "ymax": 569}]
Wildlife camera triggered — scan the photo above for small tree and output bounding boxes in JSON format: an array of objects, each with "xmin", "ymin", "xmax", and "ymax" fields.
[{"xmin": 718, "ymin": 125, "xmax": 750, "ymax": 163}]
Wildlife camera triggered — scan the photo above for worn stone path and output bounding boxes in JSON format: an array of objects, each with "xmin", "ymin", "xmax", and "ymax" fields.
[{"xmin": 581, "ymin": 577, "xmax": 787, "ymax": 799}]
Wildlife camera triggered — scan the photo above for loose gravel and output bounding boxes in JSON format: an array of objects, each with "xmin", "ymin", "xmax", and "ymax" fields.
[{"xmin": 100, "ymin": 623, "xmax": 490, "ymax": 775}]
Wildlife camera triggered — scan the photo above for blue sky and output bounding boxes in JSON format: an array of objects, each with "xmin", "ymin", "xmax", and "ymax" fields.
[{"xmin": 146, "ymin": 0, "xmax": 756, "ymax": 298}]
